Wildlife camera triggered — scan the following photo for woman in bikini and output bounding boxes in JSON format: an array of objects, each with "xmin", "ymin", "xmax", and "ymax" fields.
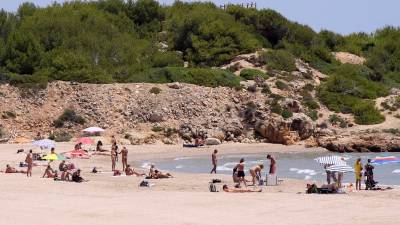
[{"xmin": 249, "ymin": 164, "xmax": 264, "ymax": 186}]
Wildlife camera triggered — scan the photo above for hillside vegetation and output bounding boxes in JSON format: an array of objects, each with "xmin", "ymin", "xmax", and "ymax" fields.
[{"xmin": 0, "ymin": 0, "xmax": 400, "ymax": 125}]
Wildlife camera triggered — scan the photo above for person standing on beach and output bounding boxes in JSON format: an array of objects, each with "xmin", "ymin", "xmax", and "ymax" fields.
[
  {"xmin": 210, "ymin": 149, "xmax": 218, "ymax": 174},
  {"xmin": 121, "ymin": 147, "xmax": 128, "ymax": 171},
  {"xmin": 25, "ymin": 149, "xmax": 33, "ymax": 177},
  {"xmin": 354, "ymin": 158, "xmax": 363, "ymax": 190},
  {"xmin": 111, "ymin": 145, "xmax": 117, "ymax": 171},
  {"xmin": 267, "ymin": 154, "xmax": 276, "ymax": 174},
  {"xmin": 234, "ymin": 158, "xmax": 247, "ymax": 188},
  {"xmin": 249, "ymin": 164, "xmax": 264, "ymax": 186}
]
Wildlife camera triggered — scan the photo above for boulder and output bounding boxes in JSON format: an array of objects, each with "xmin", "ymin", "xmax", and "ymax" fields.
[
  {"xmin": 205, "ymin": 137, "xmax": 221, "ymax": 145},
  {"xmin": 255, "ymin": 120, "xmax": 299, "ymax": 145},
  {"xmin": 289, "ymin": 114, "xmax": 314, "ymax": 140}
]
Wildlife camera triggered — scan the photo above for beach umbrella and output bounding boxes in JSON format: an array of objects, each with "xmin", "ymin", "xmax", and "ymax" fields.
[
  {"xmin": 82, "ymin": 127, "xmax": 105, "ymax": 133},
  {"xmin": 314, "ymin": 156, "xmax": 347, "ymax": 166},
  {"xmin": 32, "ymin": 139, "xmax": 55, "ymax": 149},
  {"xmin": 42, "ymin": 153, "xmax": 65, "ymax": 161},
  {"xmin": 326, "ymin": 164, "xmax": 354, "ymax": 173},
  {"xmin": 76, "ymin": 137, "xmax": 95, "ymax": 145},
  {"xmin": 371, "ymin": 156, "xmax": 400, "ymax": 165},
  {"xmin": 64, "ymin": 150, "xmax": 90, "ymax": 159}
]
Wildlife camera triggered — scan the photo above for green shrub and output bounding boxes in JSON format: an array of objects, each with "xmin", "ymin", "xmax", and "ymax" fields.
[
  {"xmin": 275, "ymin": 80, "xmax": 289, "ymax": 90},
  {"xmin": 52, "ymin": 131, "xmax": 72, "ymax": 142},
  {"xmin": 328, "ymin": 114, "xmax": 347, "ymax": 128},
  {"xmin": 262, "ymin": 50, "xmax": 297, "ymax": 72},
  {"xmin": 0, "ymin": 127, "xmax": 5, "ymax": 138},
  {"xmin": 2, "ymin": 111, "xmax": 16, "ymax": 119},
  {"xmin": 151, "ymin": 126, "xmax": 163, "ymax": 132},
  {"xmin": 353, "ymin": 101, "xmax": 385, "ymax": 125},
  {"xmin": 152, "ymin": 51, "xmax": 183, "ymax": 67},
  {"xmin": 127, "ymin": 67, "xmax": 240, "ymax": 88},
  {"xmin": 149, "ymin": 87, "xmax": 162, "ymax": 94},
  {"xmin": 281, "ymin": 109, "xmax": 293, "ymax": 119},
  {"xmin": 307, "ymin": 110, "xmax": 318, "ymax": 121},
  {"xmin": 53, "ymin": 109, "xmax": 85, "ymax": 128},
  {"xmin": 303, "ymin": 99, "xmax": 320, "ymax": 110},
  {"xmin": 270, "ymin": 101, "xmax": 282, "ymax": 114},
  {"xmin": 240, "ymin": 69, "xmax": 269, "ymax": 80},
  {"xmin": 261, "ymin": 85, "xmax": 271, "ymax": 94}
]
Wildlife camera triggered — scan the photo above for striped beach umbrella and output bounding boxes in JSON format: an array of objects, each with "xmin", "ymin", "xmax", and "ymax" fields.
[
  {"xmin": 371, "ymin": 156, "xmax": 400, "ymax": 165},
  {"xmin": 32, "ymin": 139, "xmax": 55, "ymax": 149},
  {"xmin": 326, "ymin": 164, "xmax": 354, "ymax": 173},
  {"xmin": 314, "ymin": 156, "xmax": 347, "ymax": 166}
]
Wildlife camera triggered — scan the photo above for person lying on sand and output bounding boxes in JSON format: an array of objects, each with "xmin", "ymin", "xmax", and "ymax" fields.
[
  {"xmin": 306, "ymin": 183, "xmax": 338, "ymax": 194},
  {"xmin": 154, "ymin": 170, "xmax": 173, "ymax": 179},
  {"xmin": 2, "ymin": 164, "xmax": 27, "ymax": 173},
  {"xmin": 249, "ymin": 164, "xmax": 264, "ymax": 186},
  {"xmin": 125, "ymin": 165, "xmax": 145, "ymax": 177},
  {"xmin": 42, "ymin": 165, "xmax": 57, "ymax": 178},
  {"xmin": 222, "ymin": 184, "xmax": 261, "ymax": 193}
]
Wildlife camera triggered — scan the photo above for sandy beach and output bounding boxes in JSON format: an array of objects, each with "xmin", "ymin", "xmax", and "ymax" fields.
[{"xmin": 0, "ymin": 143, "xmax": 399, "ymax": 225}]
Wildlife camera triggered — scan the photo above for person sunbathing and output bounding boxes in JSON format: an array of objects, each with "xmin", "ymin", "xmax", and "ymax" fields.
[
  {"xmin": 306, "ymin": 183, "xmax": 338, "ymax": 194},
  {"xmin": 42, "ymin": 165, "xmax": 57, "ymax": 178},
  {"xmin": 125, "ymin": 165, "xmax": 145, "ymax": 177},
  {"xmin": 222, "ymin": 184, "xmax": 262, "ymax": 193},
  {"xmin": 154, "ymin": 170, "xmax": 173, "ymax": 179},
  {"xmin": 3, "ymin": 164, "xmax": 27, "ymax": 173}
]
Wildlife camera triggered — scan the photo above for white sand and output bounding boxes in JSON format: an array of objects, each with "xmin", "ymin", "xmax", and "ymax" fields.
[{"xmin": 0, "ymin": 143, "xmax": 398, "ymax": 225}]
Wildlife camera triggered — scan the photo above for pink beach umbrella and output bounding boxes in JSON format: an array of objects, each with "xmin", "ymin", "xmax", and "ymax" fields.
[{"xmin": 76, "ymin": 137, "xmax": 95, "ymax": 145}]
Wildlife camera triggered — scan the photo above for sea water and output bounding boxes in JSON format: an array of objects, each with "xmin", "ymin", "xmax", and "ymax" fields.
[{"xmin": 140, "ymin": 152, "xmax": 400, "ymax": 185}]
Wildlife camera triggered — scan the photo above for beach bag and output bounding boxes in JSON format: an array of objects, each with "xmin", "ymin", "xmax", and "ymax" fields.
[
  {"xmin": 139, "ymin": 180, "xmax": 149, "ymax": 187},
  {"xmin": 212, "ymin": 179, "xmax": 221, "ymax": 183},
  {"xmin": 209, "ymin": 183, "xmax": 218, "ymax": 192},
  {"xmin": 113, "ymin": 170, "xmax": 121, "ymax": 176}
]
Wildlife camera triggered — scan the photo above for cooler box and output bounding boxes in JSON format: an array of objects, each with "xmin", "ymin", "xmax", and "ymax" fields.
[{"xmin": 266, "ymin": 174, "xmax": 277, "ymax": 186}]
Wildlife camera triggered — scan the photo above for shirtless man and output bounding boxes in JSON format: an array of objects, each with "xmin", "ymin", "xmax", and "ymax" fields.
[
  {"xmin": 234, "ymin": 158, "xmax": 247, "ymax": 188},
  {"xmin": 222, "ymin": 184, "xmax": 261, "ymax": 193},
  {"xmin": 111, "ymin": 145, "xmax": 117, "ymax": 171},
  {"xmin": 25, "ymin": 149, "xmax": 33, "ymax": 177},
  {"xmin": 249, "ymin": 164, "xmax": 264, "ymax": 186},
  {"xmin": 267, "ymin": 154, "xmax": 276, "ymax": 174},
  {"xmin": 210, "ymin": 149, "xmax": 218, "ymax": 174},
  {"xmin": 125, "ymin": 165, "xmax": 145, "ymax": 176},
  {"xmin": 121, "ymin": 147, "xmax": 128, "ymax": 171},
  {"xmin": 4, "ymin": 165, "xmax": 26, "ymax": 173}
]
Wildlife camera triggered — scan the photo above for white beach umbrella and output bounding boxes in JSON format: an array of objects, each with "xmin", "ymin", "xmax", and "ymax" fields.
[
  {"xmin": 32, "ymin": 139, "xmax": 55, "ymax": 149},
  {"xmin": 314, "ymin": 156, "xmax": 347, "ymax": 166},
  {"xmin": 82, "ymin": 127, "xmax": 105, "ymax": 133},
  {"xmin": 326, "ymin": 164, "xmax": 354, "ymax": 173}
]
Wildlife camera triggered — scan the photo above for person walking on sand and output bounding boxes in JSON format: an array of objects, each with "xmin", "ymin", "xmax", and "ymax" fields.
[
  {"xmin": 267, "ymin": 154, "xmax": 276, "ymax": 174},
  {"xmin": 25, "ymin": 149, "xmax": 33, "ymax": 177},
  {"xmin": 249, "ymin": 164, "xmax": 264, "ymax": 186},
  {"xmin": 210, "ymin": 149, "xmax": 218, "ymax": 174},
  {"xmin": 121, "ymin": 146, "xmax": 128, "ymax": 171},
  {"xmin": 354, "ymin": 158, "xmax": 363, "ymax": 190},
  {"xmin": 111, "ymin": 145, "xmax": 117, "ymax": 171},
  {"xmin": 234, "ymin": 158, "xmax": 247, "ymax": 188}
]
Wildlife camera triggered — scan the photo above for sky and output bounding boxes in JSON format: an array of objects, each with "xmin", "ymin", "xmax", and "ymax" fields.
[{"xmin": 1, "ymin": 0, "xmax": 400, "ymax": 35}]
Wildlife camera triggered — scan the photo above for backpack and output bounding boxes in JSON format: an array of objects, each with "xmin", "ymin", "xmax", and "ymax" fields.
[
  {"xmin": 139, "ymin": 180, "xmax": 149, "ymax": 187},
  {"xmin": 209, "ymin": 182, "xmax": 218, "ymax": 192}
]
